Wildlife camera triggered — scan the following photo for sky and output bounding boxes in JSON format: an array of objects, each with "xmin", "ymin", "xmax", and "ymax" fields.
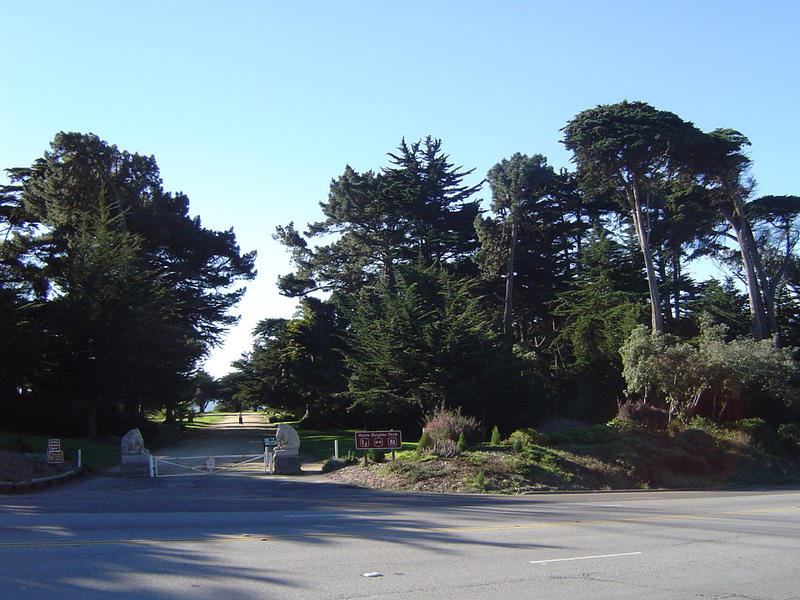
[{"xmin": 2, "ymin": 1, "xmax": 798, "ymax": 378}]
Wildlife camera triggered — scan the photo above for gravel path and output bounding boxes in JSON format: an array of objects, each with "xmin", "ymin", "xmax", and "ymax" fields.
[
  {"xmin": 155, "ymin": 412, "xmax": 274, "ymax": 457},
  {"xmin": 152, "ymin": 414, "xmax": 325, "ymax": 476}
]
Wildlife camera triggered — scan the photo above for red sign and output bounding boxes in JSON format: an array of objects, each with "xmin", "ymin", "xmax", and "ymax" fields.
[{"xmin": 355, "ymin": 431, "xmax": 402, "ymax": 450}]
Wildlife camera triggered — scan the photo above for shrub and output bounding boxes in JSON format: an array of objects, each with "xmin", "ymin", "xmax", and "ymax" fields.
[
  {"xmin": 457, "ymin": 432, "xmax": 467, "ymax": 452},
  {"xmin": 616, "ymin": 401, "xmax": 669, "ymax": 432},
  {"xmin": 547, "ymin": 424, "xmax": 620, "ymax": 445},
  {"xmin": 422, "ymin": 405, "xmax": 481, "ymax": 446},
  {"xmin": 368, "ymin": 449, "xmax": 386, "ymax": 463},
  {"xmin": 431, "ymin": 439, "xmax": 460, "ymax": 458},
  {"xmin": 417, "ymin": 430, "xmax": 433, "ymax": 453},
  {"xmin": 508, "ymin": 429, "xmax": 537, "ymax": 453},
  {"xmin": 321, "ymin": 458, "xmax": 346, "ymax": 473},
  {"xmin": 687, "ymin": 416, "xmax": 723, "ymax": 434},
  {"xmin": 620, "ymin": 320, "xmax": 800, "ymax": 423},
  {"xmin": 729, "ymin": 418, "xmax": 779, "ymax": 454},
  {"xmin": 778, "ymin": 423, "xmax": 800, "ymax": 446},
  {"xmin": 471, "ymin": 470, "xmax": 487, "ymax": 491},
  {"xmin": 537, "ymin": 417, "xmax": 590, "ymax": 433},
  {"xmin": 322, "ymin": 450, "xmax": 360, "ymax": 472},
  {"xmin": 490, "ymin": 425, "xmax": 501, "ymax": 446},
  {"xmin": 266, "ymin": 410, "xmax": 297, "ymax": 423}
]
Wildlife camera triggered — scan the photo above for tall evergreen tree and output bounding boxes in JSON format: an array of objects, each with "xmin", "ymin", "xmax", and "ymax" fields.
[
  {"xmin": 343, "ymin": 264, "xmax": 504, "ymax": 429},
  {"xmin": 2, "ymin": 132, "xmax": 255, "ymax": 434},
  {"xmin": 276, "ymin": 137, "xmax": 481, "ymax": 298},
  {"xmin": 563, "ymin": 101, "xmax": 704, "ymax": 335}
]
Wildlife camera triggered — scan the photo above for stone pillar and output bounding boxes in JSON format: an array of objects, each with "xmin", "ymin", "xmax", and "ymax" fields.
[
  {"xmin": 273, "ymin": 423, "xmax": 302, "ymax": 475},
  {"xmin": 119, "ymin": 428, "xmax": 152, "ymax": 476}
]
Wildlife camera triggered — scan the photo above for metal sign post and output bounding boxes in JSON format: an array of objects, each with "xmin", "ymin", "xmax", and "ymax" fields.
[
  {"xmin": 47, "ymin": 439, "xmax": 64, "ymax": 464},
  {"xmin": 355, "ymin": 430, "xmax": 402, "ymax": 466},
  {"xmin": 263, "ymin": 436, "xmax": 278, "ymax": 475}
]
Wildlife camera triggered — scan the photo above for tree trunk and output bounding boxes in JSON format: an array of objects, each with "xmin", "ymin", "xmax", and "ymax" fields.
[
  {"xmin": 671, "ymin": 242, "xmax": 681, "ymax": 320},
  {"xmin": 88, "ymin": 405, "xmax": 98, "ymax": 439},
  {"xmin": 629, "ymin": 184, "xmax": 664, "ymax": 335},
  {"xmin": 721, "ymin": 207, "xmax": 768, "ymax": 341},
  {"xmin": 502, "ymin": 216, "xmax": 518, "ymax": 350}
]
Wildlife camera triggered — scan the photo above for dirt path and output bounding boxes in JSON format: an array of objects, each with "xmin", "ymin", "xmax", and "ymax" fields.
[
  {"xmin": 152, "ymin": 414, "xmax": 324, "ymax": 476},
  {"xmin": 155, "ymin": 413, "xmax": 274, "ymax": 457}
]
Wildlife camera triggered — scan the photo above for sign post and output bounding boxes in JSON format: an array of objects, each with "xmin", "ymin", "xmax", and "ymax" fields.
[
  {"xmin": 354, "ymin": 431, "xmax": 402, "ymax": 465},
  {"xmin": 263, "ymin": 436, "xmax": 278, "ymax": 474},
  {"xmin": 47, "ymin": 439, "xmax": 64, "ymax": 464}
]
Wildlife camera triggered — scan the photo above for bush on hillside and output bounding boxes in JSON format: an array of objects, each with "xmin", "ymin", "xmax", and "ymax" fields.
[
  {"xmin": 729, "ymin": 418, "xmax": 780, "ymax": 454},
  {"xmin": 422, "ymin": 405, "xmax": 481, "ymax": 446},
  {"xmin": 547, "ymin": 423, "xmax": 620, "ymax": 445},
  {"xmin": 616, "ymin": 401, "xmax": 669, "ymax": 432},
  {"xmin": 490, "ymin": 425, "xmax": 501, "ymax": 446},
  {"xmin": 778, "ymin": 423, "xmax": 800, "ymax": 455},
  {"xmin": 508, "ymin": 429, "xmax": 546, "ymax": 453},
  {"xmin": 431, "ymin": 439, "xmax": 460, "ymax": 458}
]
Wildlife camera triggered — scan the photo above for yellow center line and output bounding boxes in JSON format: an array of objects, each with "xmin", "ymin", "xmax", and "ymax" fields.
[{"xmin": 1, "ymin": 505, "xmax": 796, "ymax": 548}]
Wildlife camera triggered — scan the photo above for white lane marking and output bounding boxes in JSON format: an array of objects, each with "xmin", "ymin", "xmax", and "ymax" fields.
[
  {"xmin": 282, "ymin": 511, "xmax": 389, "ymax": 519},
  {"xmin": 530, "ymin": 551, "xmax": 642, "ymax": 564},
  {"xmin": 361, "ymin": 572, "xmax": 383, "ymax": 578}
]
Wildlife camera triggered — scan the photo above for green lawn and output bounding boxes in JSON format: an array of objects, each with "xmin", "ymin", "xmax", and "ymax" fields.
[
  {"xmin": 183, "ymin": 412, "xmax": 227, "ymax": 428},
  {"xmin": 0, "ymin": 415, "xmax": 419, "ymax": 472},
  {"xmin": 278, "ymin": 421, "xmax": 417, "ymax": 460},
  {"xmin": 0, "ymin": 432, "xmax": 119, "ymax": 472}
]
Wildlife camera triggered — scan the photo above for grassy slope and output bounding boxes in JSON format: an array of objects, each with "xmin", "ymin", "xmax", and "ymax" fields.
[
  {"xmin": 0, "ymin": 433, "xmax": 119, "ymax": 472},
  {"xmin": 280, "ymin": 421, "xmax": 417, "ymax": 460},
  {"xmin": 358, "ymin": 428, "xmax": 800, "ymax": 493},
  {"xmin": 0, "ymin": 412, "xmax": 230, "ymax": 474},
  {"xmin": 4, "ymin": 417, "xmax": 797, "ymax": 492}
]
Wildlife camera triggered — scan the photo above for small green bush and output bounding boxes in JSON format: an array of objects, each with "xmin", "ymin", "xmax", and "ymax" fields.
[
  {"xmin": 266, "ymin": 410, "xmax": 298, "ymax": 423},
  {"xmin": 321, "ymin": 458, "xmax": 346, "ymax": 473},
  {"xmin": 368, "ymin": 449, "xmax": 386, "ymax": 463},
  {"xmin": 778, "ymin": 423, "xmax": 800, "ymax": 446},
  {"xmin": 422, "ymin": 405, "xmax": 481, "ymax": 446},
  {"xmin": 417, "ymin": 431, "xmax": 433, "ymax": 453},
  {"xmin": 508, "ymin": 430, "xmax": 536, "ymax": 453},
  {"xmin": 616, "ymin": 401, "xmax": 669, "ymax": 432},
  {"xmin": 490, "ymin": 425, "xmax": 501, "ymax": 446},
  {"xmin": 687, "ymin": 416, "xmax": 723, "ymax": 434},
  {"xmin": 538, "ymin": 417, "xmax": 589, "ymax": 433},
  {"xmin": 457, "ymin": 432, "xmax": 467, "ymax": 452},
  {"xmin": 321, "ymin": 450, "xmax": 359, "ymax": 473},
  {"xmin": 432, "ymin": 439, "xmax": 460, "ymax": 458},
  {"xmin": 546, "ymin": 424, "xmax": 620, "ymax": 445},
  {"xmin": 471, "ymin": 470, "xmax": 487, "ymax": 491},
  {"xmin": 729, "ymin": 418, "xmax": 780, "ymax": 454}
]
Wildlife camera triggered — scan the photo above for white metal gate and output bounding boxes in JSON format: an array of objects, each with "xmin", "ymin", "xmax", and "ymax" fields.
[{"xmin": 151, "ymin": 452, "xmax": 272, "ymax": 477}]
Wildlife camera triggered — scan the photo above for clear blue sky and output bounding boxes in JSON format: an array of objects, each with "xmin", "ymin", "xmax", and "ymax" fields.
[{"xmin": 2, "ymin": 1, "xmax": 798, "ymax": 377}]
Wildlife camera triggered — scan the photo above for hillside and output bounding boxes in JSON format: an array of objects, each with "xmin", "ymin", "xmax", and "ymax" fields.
[{"xmin": 327, "ymin": 427, "xmax": 800, "ymax": 493}]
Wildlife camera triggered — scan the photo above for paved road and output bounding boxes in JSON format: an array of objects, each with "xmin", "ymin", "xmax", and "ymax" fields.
[{"xmin": 1, "ymin": 420, "xmax": 798, "ymax": 599}]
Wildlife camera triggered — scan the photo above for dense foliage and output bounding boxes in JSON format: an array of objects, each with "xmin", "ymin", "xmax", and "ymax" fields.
[
  {"xmin": 5, "ymin": 101, "xmax": 800, "ymax": 438},
  {"xmin": 1, "ymin": 133, "xmax": 255, "ymax": 436},
  {"xmin": 229, "ymin": 102, "xmax": 800, "ymax": 433}
]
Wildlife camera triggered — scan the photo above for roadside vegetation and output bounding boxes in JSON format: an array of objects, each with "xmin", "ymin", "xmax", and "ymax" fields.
[
  {"xmin": 0, "ymin": 433, "xmax": 119, "ymax": 481},
  {"xmin": 326, "ymin": 407, "xmax": 800, "ymax": 493},
  {"xmin": 3, "ymin": 102, "xmax": 800, "ymax": 494}
]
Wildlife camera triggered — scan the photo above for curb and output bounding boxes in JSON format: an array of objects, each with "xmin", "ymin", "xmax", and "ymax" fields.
[{"xmin": 0, "ymin": 469, "xmax": 84, "ymax": 494}]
